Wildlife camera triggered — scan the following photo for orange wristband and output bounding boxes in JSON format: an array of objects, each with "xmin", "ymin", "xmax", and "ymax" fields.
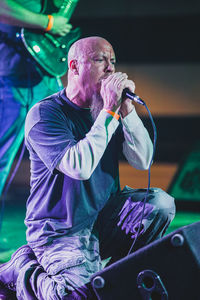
[
  {"xmin": 103, "ymin": 109, "xmax": 120, "ymax": 120},
  {"xmin": 45, "ymin": 15, "xmax": 54, "ymax": 31}
]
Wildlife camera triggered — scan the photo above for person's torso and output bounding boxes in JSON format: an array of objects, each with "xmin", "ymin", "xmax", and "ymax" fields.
[
  {"xmin": 0, "ymin": 0, "xmax": 42, "ymax": 79},
  {"xmin": 24, "ymin": 90, "xmax": 123, "ymax": 245}
]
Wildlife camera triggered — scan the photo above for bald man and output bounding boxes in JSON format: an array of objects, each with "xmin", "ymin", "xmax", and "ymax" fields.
[{"xmin": 0, "ymin": 36, "xmax": 175, "ymax": 300}]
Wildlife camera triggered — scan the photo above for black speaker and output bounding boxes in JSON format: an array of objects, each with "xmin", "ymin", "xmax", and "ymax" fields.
[{"xmin": 91, "ymin": 222, "xmax": 200, "ymax": 300}]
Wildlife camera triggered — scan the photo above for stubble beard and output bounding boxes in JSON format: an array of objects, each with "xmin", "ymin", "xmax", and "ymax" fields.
[{"xmin": 90, "ymin": 91, "xmax": 104, "ymax": 121}]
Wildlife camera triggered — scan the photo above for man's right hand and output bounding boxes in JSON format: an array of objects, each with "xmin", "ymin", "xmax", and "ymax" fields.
[
  {"xmin": 49, "ymin": 14, "xmax": 72, "ymax": 36},
  {"xmin": 0, "ymin": 0, "xmax": 72, "ymax": 35}
]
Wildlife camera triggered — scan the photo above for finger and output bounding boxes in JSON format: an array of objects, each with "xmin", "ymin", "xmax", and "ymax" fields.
[
  {"xmin": 63, "ymin": 29, "xmax": 70, "ymax": 34},
  {"xmin": 124, "ymin": 79, "xmax": 135, "ymax": 93},
  {"xmin": 59, "ymin": 32, "xmax": 67, "ymax": 37},
  {"xmin": 107, "ymin": 73, "xmax": 127, "ymax": 88},
  {"xmin": 63, "ymin": 26, "xmax": 71, "ymax": 32},
  {"xmin": 113, "ymin": 78, "xmax": 128, "ymax": 94},
  {"xmin": 112, "ymin": 73, "xmax": 128, "ymax": 84},
  {"xmin": 102, "ymin": 72, "xmax": 122, "ymax": 84},
  {"xmin": 60, "ymin": 28, "xmax": 71, "ymax": 36},
  {"xmin": 114, "ymin": 75, "xmax": 128, "ymax": 88},
  {"xmin": 65, "ymin": 25, "xmax": 72, "ymax": 31}
]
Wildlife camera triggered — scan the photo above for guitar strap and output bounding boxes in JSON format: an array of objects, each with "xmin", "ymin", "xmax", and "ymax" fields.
[{"xmin": 41, "ymin": 0, "xmax": 47, "ymax": 13}]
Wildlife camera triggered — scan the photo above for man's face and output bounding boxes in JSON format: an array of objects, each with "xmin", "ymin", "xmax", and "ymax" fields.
[{"xmin": 77, "ymin": 38, "xmax": 116, "ymax": 98}]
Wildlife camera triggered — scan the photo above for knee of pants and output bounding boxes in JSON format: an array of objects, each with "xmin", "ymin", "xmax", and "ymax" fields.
[{"xmin": 150, "ymin": 188, "xmax": 176, "ymax": 220}]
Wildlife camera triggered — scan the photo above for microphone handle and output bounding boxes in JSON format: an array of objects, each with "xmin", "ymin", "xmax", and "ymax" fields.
[{"xmin": 122, "ymin": 88, "xmax": 145, "ymax": 105}]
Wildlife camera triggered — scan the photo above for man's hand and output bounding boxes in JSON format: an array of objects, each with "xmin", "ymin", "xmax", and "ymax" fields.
[
  {"xmin": 100, "ymin": 72, "xmax": 128, "ymax": 113},
  {"xmin": 119, "ymin": 79, "xmax": 135, "ymax": 118},
  {"xmin": 49, "ymin": 14, "xmax": 72, "ymax": 36},
  {"xmin": 0, "ymin": 0, "xmax": 72, "ymax": 35}
]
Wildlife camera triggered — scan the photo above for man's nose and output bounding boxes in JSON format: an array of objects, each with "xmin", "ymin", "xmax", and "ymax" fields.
[{"xmin": 105, "ymin": 61, "xmax": 115, "ymax": 73}]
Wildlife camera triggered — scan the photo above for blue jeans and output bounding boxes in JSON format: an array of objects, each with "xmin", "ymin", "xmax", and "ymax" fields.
[
  {"xmin": 16, "ymin": 187, "xmax": 175, "ymax": 300},
  {"xmin": 0, "ymin": 74, "xmax": 62, "ymax": 197}
]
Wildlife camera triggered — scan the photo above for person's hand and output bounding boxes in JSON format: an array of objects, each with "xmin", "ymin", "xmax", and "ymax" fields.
[
  {"xmin": 49, "ymin": 14, "xmax": 72, "ymax": 36},
  {"xmin": 119, "ymin": 79, "xmax": 135, "ymax": 118},
  {"xmin": 100, "ymin": 72, "xmax": 128, "ymax": 113}
]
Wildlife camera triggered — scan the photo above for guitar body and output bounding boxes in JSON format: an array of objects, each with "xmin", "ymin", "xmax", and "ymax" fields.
[{"xmin": 21, "ymin": 1, "xmax": 81, "ymax": 76}]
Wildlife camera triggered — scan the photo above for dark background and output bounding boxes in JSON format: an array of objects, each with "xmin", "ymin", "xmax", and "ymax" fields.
[
  {"xmin": 71, "ymin": 0, "xmax": 200, "ymax": 63},
  {"xmin": 68, "ymin": 0, "xmax": 200, "ymax": 163}
]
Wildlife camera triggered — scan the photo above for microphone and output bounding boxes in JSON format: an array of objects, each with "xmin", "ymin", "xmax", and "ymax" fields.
[{"xmin": 122, "ymin": 88, "xmax": 145, "ymax": 105}]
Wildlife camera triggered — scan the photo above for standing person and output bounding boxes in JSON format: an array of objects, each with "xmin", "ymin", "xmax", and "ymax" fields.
[
  {"xmin": 0, "ymin": 0, "xmax": 74, "ymax": 200},
  {"xmin": 0, "ymin": 36, "xmax": 175, "ymax": 300}
]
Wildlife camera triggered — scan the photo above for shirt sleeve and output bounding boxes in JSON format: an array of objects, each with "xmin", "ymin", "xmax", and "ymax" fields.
[
  {"xmin": 25, "ymin": 104, "xmax": 120, "ymax": 180},
  {"xmin": 56, "ymin": 110, "xmax": 120, "ymax": 180},
  {"xmin": 25, "ymin": 102, "xmax": 77, "ymax": 173},
  {"xmin": 121, "ymin": 108, "xmax": 153, "ymax": 170}
]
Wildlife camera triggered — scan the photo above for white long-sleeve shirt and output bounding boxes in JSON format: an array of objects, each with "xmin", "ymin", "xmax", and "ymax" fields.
[{"xmin": 57, "ymin": 107, "xmax": 153, "ymax": 179}]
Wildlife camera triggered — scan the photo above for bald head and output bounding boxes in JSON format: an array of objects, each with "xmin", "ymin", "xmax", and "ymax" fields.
[
  {"xmin": 68, "ymin": 36, "xmax": 113, "ymax": 66},
  {"xmin": 66, "ymin": 36, "xmax": 116, "ymax": 109}
]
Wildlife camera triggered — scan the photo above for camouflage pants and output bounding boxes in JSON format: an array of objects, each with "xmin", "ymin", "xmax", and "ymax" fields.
[{"xmin": 17, "ymin": 187, "xmax": 175, "ymax": 300}]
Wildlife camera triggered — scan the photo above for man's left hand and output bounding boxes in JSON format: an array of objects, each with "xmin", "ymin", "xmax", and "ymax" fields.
[{"xmin": 119, "ymin": 79, "xmax": 135, "ymax": 118}]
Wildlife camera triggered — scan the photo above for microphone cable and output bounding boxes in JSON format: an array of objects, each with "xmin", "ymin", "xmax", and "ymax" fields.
[{"xmin": 127, "ymin": 99, "xmax": 157, "ymax": 256}]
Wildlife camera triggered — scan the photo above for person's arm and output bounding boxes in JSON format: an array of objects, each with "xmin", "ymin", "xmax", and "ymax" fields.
[
  {"xmin": 56, "ymin": 105, "xmax": 152, "ymax": 179},
  {"xmin": 56, "ymin": 109, "xmax": 120, "ymax": 180},
  {"xmin": 57, "ymin": 73, "xmax": 130, "ymax": 179},
  {"xmin": 57, "ymin": 73, "xmax": 152, "ymax": 179},
  {"xmin": 121, "ymin": 106, "xmax": 153, "ymax": 170},
  {"xmin": 0, "ymin": 0, "xmax": 71, "ymax": 36},
  {"xmin": 115, "ymin": 78, "xmax": 153, "ymax": 170}
]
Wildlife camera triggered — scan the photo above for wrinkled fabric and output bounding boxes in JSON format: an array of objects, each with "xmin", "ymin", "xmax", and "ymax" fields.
[
  {"xmin": 24, "ymin": 90, "xmax": 122, "ymax": 246},
  {"xmin": 24, "ymin": 88, "xmax": 153, "ymax": 247},
  {"xmin": 0, "ymin": 75, "xmax": 62, "ymax": 197},
  {"xmin": 17, "ymin": 227, "xmax": 101, "ymax": 300},
  {"xmin": 15, "ymin": 187, "xmax": 175, "ymax": 299},
  {"xmin": 95, "ymin": 186, "xmax": 176, "ymax": 262},
  {"xmin": 0, "ymin": 0, "xmax": 62, "ymax": 197},
  {"xmin": 0, "ymin": 0, "xmax": 42, "ymax": 77}
]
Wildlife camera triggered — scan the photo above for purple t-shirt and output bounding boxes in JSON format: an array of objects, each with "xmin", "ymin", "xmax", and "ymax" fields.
[{"xmin": 25, "ymin": 89, "xmax": 123, "ymax": 246}]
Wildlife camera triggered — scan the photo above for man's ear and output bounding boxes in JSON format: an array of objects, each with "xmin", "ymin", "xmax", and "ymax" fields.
[{"xmin": 69, "ymin": 60, "xmax": 79, "ymax": 75}]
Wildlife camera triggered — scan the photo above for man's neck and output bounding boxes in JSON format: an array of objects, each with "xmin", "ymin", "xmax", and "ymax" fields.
[{"xmin": 65, "ymin": 87, "xmax": 91, "ymax": 109}]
